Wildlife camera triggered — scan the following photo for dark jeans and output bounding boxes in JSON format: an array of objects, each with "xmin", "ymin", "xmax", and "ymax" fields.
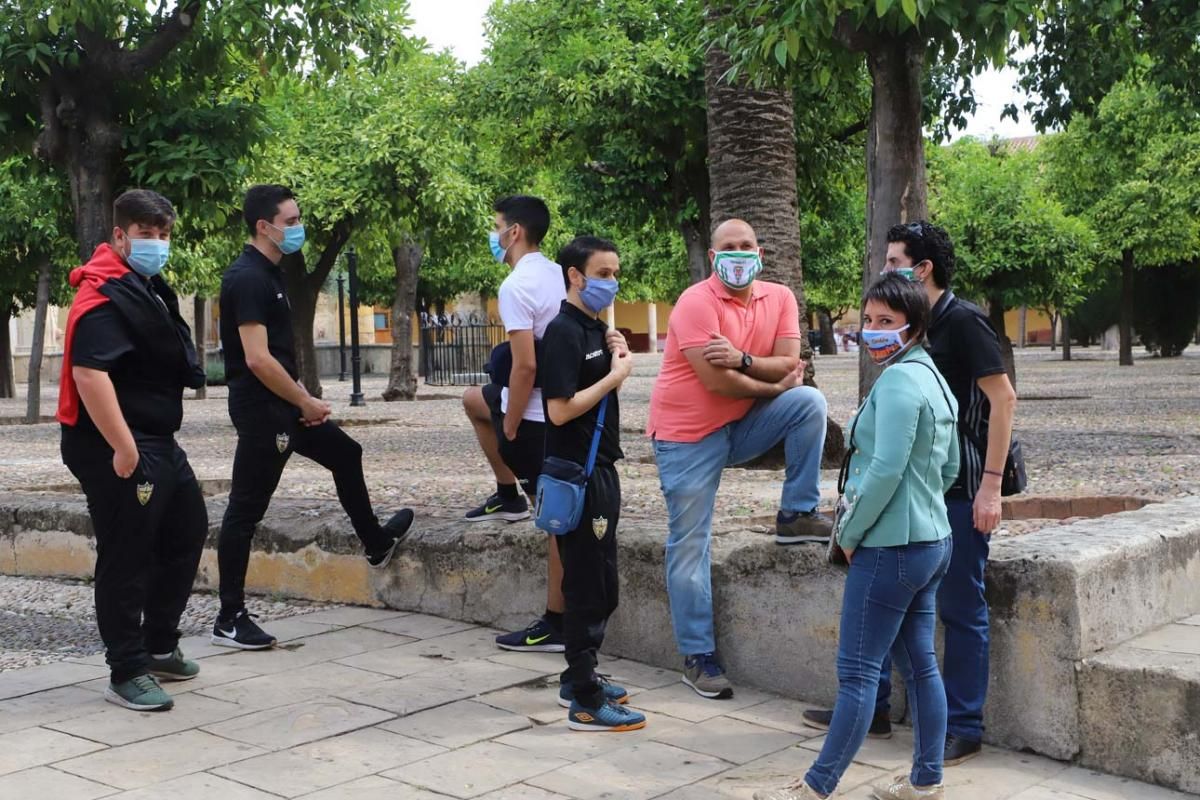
[
  {"xmin": 62, "ymin": 430, "xmax": 208, "ymax": 684},
  {"xmin": 806, "ymin": 538, "xmax": 953, "ymax": 796},
  {"xmin": 554, "ymin": 465, "xmax": 620, "ymax": 708},
  {"xmin": 873, "ymin": 498, "xmax": 990, "ymax": 740},
  {"xmin": 483, "ymin": 382, "xmax": 545, "ymax": 498},
  {"xmin": 218, "ymin": 411, "xmax": 387, "ymax": 616}
]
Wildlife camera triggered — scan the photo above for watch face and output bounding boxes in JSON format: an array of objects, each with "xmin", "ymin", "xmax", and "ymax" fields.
[{"xmin": 742, "ymin": 353, "xmax": 752, "ymax": 368}]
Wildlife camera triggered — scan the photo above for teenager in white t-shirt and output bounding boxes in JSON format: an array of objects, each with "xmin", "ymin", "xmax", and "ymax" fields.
[{"xmin": 461, "ymin": 195, "xmax": 569, "ymax": 652}]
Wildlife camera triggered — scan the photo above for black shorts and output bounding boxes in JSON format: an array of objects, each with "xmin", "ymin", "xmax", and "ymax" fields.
[{"xmin": 483, "ymin": 382, "xmax": 545, "ymax": 492}]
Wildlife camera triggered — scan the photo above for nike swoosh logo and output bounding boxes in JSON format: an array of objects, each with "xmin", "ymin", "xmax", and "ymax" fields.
[
  {"xmin": 218, "ymin": 628, "xmax": 237, "ymax": 638},
  {"xmin": 525, "ymin": 633, "xmax": 551, "ymax": 645},
  {"xmin": 484, "ymin": 504, "xmax": 503, "ymax": 514}
]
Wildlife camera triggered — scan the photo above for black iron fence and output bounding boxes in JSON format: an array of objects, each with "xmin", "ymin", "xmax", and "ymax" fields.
[{"xmin": 419, "ymin": 312, "xmax": 506, "ymax": 386}]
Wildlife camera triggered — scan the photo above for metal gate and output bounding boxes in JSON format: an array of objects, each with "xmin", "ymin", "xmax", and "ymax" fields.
[{"xmin": 419, "ymin": 312, "xmax": 506, "ymax": 386}]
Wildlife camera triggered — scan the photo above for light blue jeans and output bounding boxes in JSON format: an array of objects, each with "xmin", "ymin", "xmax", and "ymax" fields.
[{"xmin": 653, "ymin": 386, "xmax": 827, "ymax": 655}]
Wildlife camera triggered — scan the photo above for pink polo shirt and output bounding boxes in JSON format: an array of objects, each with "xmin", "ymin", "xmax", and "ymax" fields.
[{"xmin": 648, "ymin": 274, "xmax": 802, "ymax": 443}]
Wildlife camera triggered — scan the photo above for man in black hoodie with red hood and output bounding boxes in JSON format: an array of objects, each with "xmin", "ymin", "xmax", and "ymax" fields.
[{"xmin": 58, "ymin": 189, "xmax": 208, "ymax": 712}]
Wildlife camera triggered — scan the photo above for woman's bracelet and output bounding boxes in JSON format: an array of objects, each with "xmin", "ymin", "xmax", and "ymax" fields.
[{"xmin": 983, "ymin": 469, "xmax": 1004, "ymax": 478}]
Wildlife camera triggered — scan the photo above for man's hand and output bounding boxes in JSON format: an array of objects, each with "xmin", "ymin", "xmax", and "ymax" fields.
[
  {"xmin": 113, "ymin": 445, "xmax": 139, "ymax": 479},
  {"xmin": 503, "ymin": 413, "xmax": 520, "ymax": 442},
  {"xmin": 299, "ymin": 396, "xmax": 331, "ymax": 427},
  {"xmin": 773, "ymin": 361, "xmax": 807, "ymax": 394},
  {"xmin": 606, "ymin": 329, "xmax": 629, "ymax": 357},
  {"xmin": 703, "ymin": 333, "xmax": 742, "ymax": 369},
  {"xmin": 973, "ymin": 479, "xmax": 1003, "ymax": 533},
  {"xmin": 610, "ymin": 349, "xmax": 634, "ymax": 382}
]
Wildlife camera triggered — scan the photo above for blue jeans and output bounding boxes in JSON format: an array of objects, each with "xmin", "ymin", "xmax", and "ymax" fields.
[
  {"xmin": 805, "ymin": 538, "xmax": 953, "ymax": 796},
  {"xmin": 872, "ymin": 498, "xmax": 990, "ymax": 740},
  {"xmin": 653, "ymin": 386, "xmax": 827, "ymax": 655}
]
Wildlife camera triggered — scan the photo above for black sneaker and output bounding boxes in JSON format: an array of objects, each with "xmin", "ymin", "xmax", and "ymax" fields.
[
  {"xmin": 367, "ymin": 509, "xmax": 415, "ymax": 568},
  {"xmin": 212, "ymin": 609, "xmax": 277, "ymax": 650},
  {"xmin": 944, "ymin": 733, "xmax": 982, "ymax": 766},
  {"xmin": 465, "ymin": 492, "xmax": 530, "ymax": 523},
  {"xmin": 495, "ymin": 618, "xmax": 565, "ymax": 652},
  {"xmin": 801, "ymin": 707, "xmax": 893, "ymax": 739}
]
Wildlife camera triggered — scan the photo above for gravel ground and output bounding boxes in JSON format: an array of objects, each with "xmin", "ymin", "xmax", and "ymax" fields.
[
  {"xmin": 2, "ymin": 346, "xmax": 1196, "ymax": 672},
  {"xmin": 0, "ymin": 574, "xmax": 332, "ymax": 672}
]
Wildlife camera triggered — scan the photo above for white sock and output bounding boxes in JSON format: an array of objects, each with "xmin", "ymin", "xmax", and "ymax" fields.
[{"xmin": 151, "ymin": 652, "xmax": 173, "ymax": 660}]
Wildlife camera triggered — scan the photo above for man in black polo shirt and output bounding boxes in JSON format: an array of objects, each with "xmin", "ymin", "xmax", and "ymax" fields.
[
  {"xmin": 214, "ymin": 184, "xmax": 414, "ymax": 649},
  {"xmin": 539, "ymin": 235, "xmax": 645, "ymax": 732},
  {"xmin": 801, "ymin": 221, "xmax": 1018, "ymax": 764},
  {"xmin": 58, "ymin": 189, "xmax": 208, "ymax": 711}
]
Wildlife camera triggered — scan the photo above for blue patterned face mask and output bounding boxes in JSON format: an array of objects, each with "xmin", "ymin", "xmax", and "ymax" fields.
[
  {"xmin": 861, "ymin": 324, "xmax": 911, "ymax": 364},
  {"xmin": 126, "ymin": 238, "xmax": 170, "ymax": 277}
]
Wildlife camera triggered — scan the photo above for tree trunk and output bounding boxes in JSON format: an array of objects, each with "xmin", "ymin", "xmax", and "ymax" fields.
[
  {"xmin": 704, "ymin": 34, "xmax": 843, "ymax": 467},
  {"xmin": 1061, "ymin": 315, "xmax": 1072, "ymax": 361},
  {"xmin": 818, "ymin": 311, "xmax": 838, "ymax": 355},
  {"xmin": 67, "ymin": 132, "xmax": 120, "ymax": 260},
  {"xmin": 988, "ymin": 291, "xmax": 1017, "ymax": 392},
  {"xmin": 0, "ymin": 303, "xmax": 14, "ymax": 399},
  {"xmin": 25, "ymin": 260, "xmax": 53, "ymax": 421},
  {"xmin": 858, "ymin": 32, "xmax": 928, "ymax": 399},
  {"xmin": 193, "ymin": 295, "xmax": 208, "ymax": 399},
  {"xmin": 1048, "ymin": 310, "xmax": 1058, "ymax": 351},
  {"xmin": 280, "ymin": 231, "xmax": 350, "ymax": 398},
  {"xmin": 680, "ymin": 218, "xmax": 711, "ymax": 285},
  {"xmin": 1119, "ymin": 248, "xmax": 1135, "ymax": 366},
  {"xmin": 383, "ymin": 240, "xmax": 422, "ymax": 401}
]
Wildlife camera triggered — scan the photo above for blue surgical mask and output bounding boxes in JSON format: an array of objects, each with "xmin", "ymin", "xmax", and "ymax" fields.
[
  {"xmin": 489, "ymin": 224, "xmax": 514, "ymax": 263},
  {"xmin": 579, "ymin": 276, "xmax": 619, "ymax": 314},
  {"xmin": 861, "ymin": 324, "xmax": 911, "ymax": 365},
  {"xmin": 125, "ymin": 238, "xmax": 170, "ymax": 277},
  {"xmin": 270, "ymin": 223, "xmax": 305, "ymax": 255}
]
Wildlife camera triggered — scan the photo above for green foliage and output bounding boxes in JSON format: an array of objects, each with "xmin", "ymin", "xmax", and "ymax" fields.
[
  {"xmin": 929, "ymin": 138, "xmax": 1097, "ymax": 314},
  {"xmin": 1045, "ymin": 80, "xmax": 1200, "ymax": 270},
  {"xmin": 1134, "ymin": 262, "xmax": 1200, "ymax": 357},
  {"xmin": 0, "ymin": 154, "xmax": 73, "ymax": 307}
]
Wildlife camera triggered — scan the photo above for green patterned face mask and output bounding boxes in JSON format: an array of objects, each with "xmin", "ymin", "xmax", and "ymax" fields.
[{"xmin": 712, "ymin": 250, "xmax": 762, "ymax": 290}]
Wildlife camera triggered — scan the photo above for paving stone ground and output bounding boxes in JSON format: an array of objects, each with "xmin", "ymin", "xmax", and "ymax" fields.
[{"xmin": 0, "ymin": 608, "xmax": 1191, "ymax": 800}]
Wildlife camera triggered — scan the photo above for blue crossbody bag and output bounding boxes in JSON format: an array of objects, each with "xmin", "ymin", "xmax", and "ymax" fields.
[{"xmin": 534, "ymin": 394, "xmax": 608, "ymax": 535}]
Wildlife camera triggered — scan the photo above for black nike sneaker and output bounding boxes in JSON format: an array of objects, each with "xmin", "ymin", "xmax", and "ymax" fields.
[
  {"xmin": 367, "ymin": 509, "xmax": 415, "ymax": 569},
  {"xmin": 211, "ymin": 608, "xmax": 276, "ymax": 650},
  {"xmin": 465, "ymin": 492, "xmax": 530, "ymax": 523}
]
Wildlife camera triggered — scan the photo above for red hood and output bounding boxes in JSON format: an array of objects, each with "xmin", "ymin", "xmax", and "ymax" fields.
[
  {"xmin": 56, "ymin": 244, "xmax": 131, "ymax": 426},
  {"xmin": 69, "ymin": 243, "xmax": 130, "ymax": 288}
]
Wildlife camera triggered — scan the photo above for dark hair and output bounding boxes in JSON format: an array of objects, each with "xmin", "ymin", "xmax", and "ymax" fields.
[
  {"xmin": 243, "ymin": 184, "xmax": 296, "ymax": 236},
  {"xmin": 557, "ymin": 236, "xmax": 619, "ymax": 289},
  {"xmin": 863, "ymin": 271, "xmax": 931, "ymax": 344},
  {"xmin": 113, "ymin": 189, "xmax": 175, "ymax": 231},
  {"xmin": 886, "ymin": 220, "xmax": 955, "ymax": 289},
  {"xmin": 494, "ymin": 195, "xmax": 550, "ymax": 245}
]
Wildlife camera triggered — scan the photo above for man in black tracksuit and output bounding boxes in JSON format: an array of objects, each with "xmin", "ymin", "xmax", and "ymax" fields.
[
  {"xmin": 213, "ymin": 184, "xmax": 414, "ymax": 649},
  {"xmin": 58, "ymin": 189, "xmax": 208, "ymax": 712},
  {"xmin": 539, "ymin": 236, "xmax": 645, "ymax": 732}
]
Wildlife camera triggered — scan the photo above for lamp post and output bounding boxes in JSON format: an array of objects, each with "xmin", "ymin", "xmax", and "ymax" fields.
[
  {"xmin": 347, "ymin": 247, "xmax": 365, "ymax": 406},
  {"xmin": 336, "ymin": 272, "xmax": 347, "ymax": 381}
]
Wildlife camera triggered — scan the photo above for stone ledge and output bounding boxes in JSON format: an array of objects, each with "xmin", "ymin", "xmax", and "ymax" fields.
[{"xmin": 3, "ymin": 491, "xmax": 1200, "ymax": 785}]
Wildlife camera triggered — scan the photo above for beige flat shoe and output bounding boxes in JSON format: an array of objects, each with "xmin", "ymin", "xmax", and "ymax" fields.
[
  {"xmin": 754, "ymin": 779, "xmax": 826, "ymax": 800},
  {"xmin": 872, "ymin": 773, "xmax": 945, "ymax": 799}
]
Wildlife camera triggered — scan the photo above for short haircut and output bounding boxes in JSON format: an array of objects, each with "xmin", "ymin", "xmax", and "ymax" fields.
[
  {"xmin": 243, "ymin": 184, "xmax": 296, "ymax": 236},
  {"xmin": 886, "ymin": 220, "xmax": 956, "ymax": 289},
  {"xmin": 113, "ymin": 189, "xmax": 175, "ymax": 231},
  {"xmin": 863, "ymin": 271, "xmax": 932, "ymax": 344},
  {"xmin": 494, "ymin": 195, "xmax": 550, "ymax": 245},
  {"xmin": 557, "ymin": 236, "xmax": 619, "ymax": 289}
]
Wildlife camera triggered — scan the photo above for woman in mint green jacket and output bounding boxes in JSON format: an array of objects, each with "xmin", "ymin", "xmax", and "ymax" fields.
[{"xmin": 758, "ymin": 274, "xmax": 959, "ymax": 800}]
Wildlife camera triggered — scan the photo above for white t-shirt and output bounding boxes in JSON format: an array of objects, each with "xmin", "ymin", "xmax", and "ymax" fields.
[{"xmin": 498, "ymin": 251, "xmax": 566, "ymax": 422}]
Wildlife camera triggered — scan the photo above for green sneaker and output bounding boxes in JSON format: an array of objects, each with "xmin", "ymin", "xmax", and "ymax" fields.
[
  {"xmin": 148, "ymin": 648, "xmax": 200, "ymax": 682},
  {"xmin": 104, "ymin": 674, "xmax": 174, "ymax": 711}
]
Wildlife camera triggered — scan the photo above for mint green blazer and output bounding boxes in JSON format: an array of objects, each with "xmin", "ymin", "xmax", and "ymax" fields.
[{"xmin": 837, "ymin": 345, "xmax": 960, "ymax": 551}]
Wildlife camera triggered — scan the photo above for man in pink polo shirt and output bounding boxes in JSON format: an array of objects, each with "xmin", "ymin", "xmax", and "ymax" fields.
[{"xmin": 649, "ymin": 218, "xmax": 831, "ymax": 700}]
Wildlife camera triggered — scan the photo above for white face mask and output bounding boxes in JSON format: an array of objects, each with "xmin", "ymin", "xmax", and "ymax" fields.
[
  {"xmin": 861, "ymin": 324, "xmax": 911, "ymax": 365},
  {"xmin": 712, "ymin": 250, "xmax": 762, "ymax": 289}
]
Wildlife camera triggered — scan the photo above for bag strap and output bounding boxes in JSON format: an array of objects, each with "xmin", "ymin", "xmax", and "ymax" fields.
[
  {"xmin": 909, "ymin": 360, "xmax": 958, "ymax": 428},
  {"xmin": 584, "ymin": 394, "xmax": 609, "ymax": 477}
]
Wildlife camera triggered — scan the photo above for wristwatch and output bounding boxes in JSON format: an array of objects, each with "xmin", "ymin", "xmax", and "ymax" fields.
[{"xmin": 738, "ymin": 352, "xmax": 753, "ymax": 372}]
